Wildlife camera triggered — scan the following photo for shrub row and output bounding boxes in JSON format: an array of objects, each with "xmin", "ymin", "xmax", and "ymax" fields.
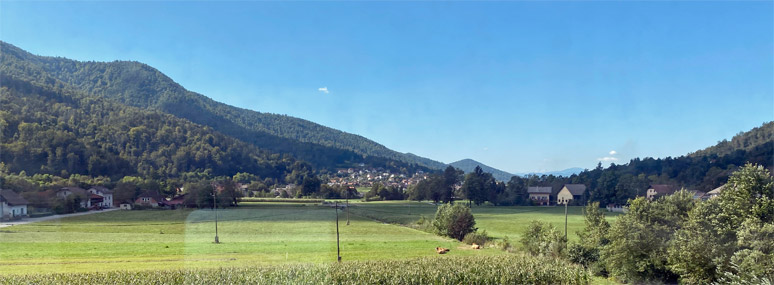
[{"xmin": 238, "ymin": 197, "xmax": 324, "ymax": 203}]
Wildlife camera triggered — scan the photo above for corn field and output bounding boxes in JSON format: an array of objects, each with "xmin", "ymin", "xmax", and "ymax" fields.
[{"xmin": 0, "ymin": 255, "xmax": 589, "ymax": 284}]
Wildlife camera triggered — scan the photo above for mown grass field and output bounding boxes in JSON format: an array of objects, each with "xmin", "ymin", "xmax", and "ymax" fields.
[
  {"xmin": 349, "ymin": 201, "xmax": 620, "ymax": 243},
  {"xmin": 0, "ymin": 201, "xmax": 618, "ymax": 275}
]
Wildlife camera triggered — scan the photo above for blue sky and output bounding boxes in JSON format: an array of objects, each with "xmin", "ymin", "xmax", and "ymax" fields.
[{"xmin": 2, "ymin": 1, "xmax": 772, "ymax": 173}]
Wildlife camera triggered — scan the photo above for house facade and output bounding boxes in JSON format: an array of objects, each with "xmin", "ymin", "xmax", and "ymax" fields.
[
  {"xmin": 135, "ymin": 191, "xmax": 164, "ymax": 207},
  {"xmin": 87, "ymin": 186, "xmax": 114, "ymax": 208},
  {"xmin": 57, "ymin": 187, "xmax": 90, "ymax": 208},
  {"xmin": 527, "ymin": 186, "xmax": 552, "ymax": 206},
  {"xmin": 557, "ymin": 184, "xmax": 587, "ymax": 205},
  {"xmin": 646, "ymin": 184, "xmax": 677, "ymax": 200},
  {"xmin": 1, "ymin": 189, "xmax": 29, "ymax": 219}
]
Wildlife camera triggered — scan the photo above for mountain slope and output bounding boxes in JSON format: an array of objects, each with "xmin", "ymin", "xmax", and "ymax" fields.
[
  {"xmin": 0, "ymin": 64, "xmax": 302, "ymax": 182},
  {"xmin": 0, "ymin": 41, "xmax": 445, "ymax": 171},
  {"xmin": 690, "ymin": 122, "xmax": 774, "ymax": 158},
  {"xmin": 450, "ymin": 159, "xmax": 514, "ymax": 182}
]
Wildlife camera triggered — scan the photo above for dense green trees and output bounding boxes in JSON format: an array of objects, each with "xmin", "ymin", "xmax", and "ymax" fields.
[
  {"xmin": 460, "ymin": 166, "xmax": 498, "ymax": 206},
  {"xmin": 567, "ymin": 202, "xmax": 609, "ymax": 274},
  {"xmin": 441, "ymin": 166, "xmax": 463, "ymax": 203},
  {"xmin": 365, "ymin": 183, "xmax": 405, "ymax": 201},
  {"xmin": 602, "ymin": 191, "xmax": 695, "ymax": 283},
  {"xmin": 668, "ymin": 164, "xmax": 774, "ymax": 283},
  {"xmin": 561, "ymin": 164, "xmax": 773, "ymax": 283}
]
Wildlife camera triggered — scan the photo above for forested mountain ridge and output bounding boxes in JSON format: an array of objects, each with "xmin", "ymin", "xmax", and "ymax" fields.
[
  {"xmin": 0, "ymin": 41, "xmax": 446, "ymax": 170},
  {"xmin": 0, "ymin": 65, "xmax": 302, "ymax": 182}
]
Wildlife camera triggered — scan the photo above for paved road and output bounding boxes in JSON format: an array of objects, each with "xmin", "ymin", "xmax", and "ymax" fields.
[{"xmin": 0, "ymin": 208, "xmax": 120, "ymax": 228}]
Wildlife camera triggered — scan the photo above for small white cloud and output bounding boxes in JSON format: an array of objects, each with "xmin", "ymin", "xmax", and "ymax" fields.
[
  {"xmin": 598, "ymin": 157, "xmax": 619, "ymax": 162},
  {"xmin": 609, "ymin": 150, "xmax": 617, "ymax": 155},
  {"xmin": 318, "ymin": 87, "xmax": 329, "ymax": 94}
]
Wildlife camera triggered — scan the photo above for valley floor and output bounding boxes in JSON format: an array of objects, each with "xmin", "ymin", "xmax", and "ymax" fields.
[{"xmin": 0, "ymin": 202, "xmax": 617, "ymax": 275}]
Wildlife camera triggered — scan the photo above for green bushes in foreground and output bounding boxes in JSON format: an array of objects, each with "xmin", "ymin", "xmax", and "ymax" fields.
[{"xmin": 0, "ymin": 255, "xmax": 590, "ymax": 285}]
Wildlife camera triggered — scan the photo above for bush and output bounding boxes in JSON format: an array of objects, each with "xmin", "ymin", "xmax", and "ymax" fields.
[
  {"xmin": 521, "ymin": 220, "xmax": 567, "ymax": 258},
  {"xmin": 414, "ymin": 215, "xmax": 433, "ymax": 232},
  {"xmin": 493, "ymin": 235, "xmax": 514, "ymax": 252},
  {"xmin": 462, "ymin": 230, "xmax": 490, "ymax": 245},
  {"xmin": 567, "ymin": 242, "xmax": 606, "ymax": 275},
  {"xmin": 432, "ymin": 203, "xmax": 476, "ymax": 241}
]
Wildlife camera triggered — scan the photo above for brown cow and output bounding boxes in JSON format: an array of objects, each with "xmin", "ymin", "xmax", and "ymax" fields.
[
  {"xmin": 471, "ymin": 243, "xmax": 481, "ymax": 249},
  {"xmin": 435, "ymin": 247, "xmax": 450, "ymax": 254}
]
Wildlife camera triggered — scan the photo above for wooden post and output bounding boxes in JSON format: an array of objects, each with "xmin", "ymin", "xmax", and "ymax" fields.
[
  {"xmin": 346, "ymin": 190, "xmax": 350, "ymax": 226},
  {"xmin": 214, "ymin": 192, "xmax": 220, "ymax": 244},
  {"xmin": 335, "ymin": 201, "xmax": 341, "ymax": 262}
]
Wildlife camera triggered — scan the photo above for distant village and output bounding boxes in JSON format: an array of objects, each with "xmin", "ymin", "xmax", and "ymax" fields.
[
  {"xmin": 2, "ymin": 170, "xmax": 726, "ymax": 221},
  {"xmin": 326, "ymin": 168, "xmax": 428, "ymax": 189}
]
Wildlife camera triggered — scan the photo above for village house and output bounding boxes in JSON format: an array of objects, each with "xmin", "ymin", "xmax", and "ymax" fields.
[
  {"xmin": 0, "ymin": 189, "xmax": 29, "ymax": 220},
  {"xmin": 166, "ymin": 194, "xmax": 188, "ymax": 209},
  {"xmin": 135, "ymin": 191, "xmax": 165, "ymax": 208},
  {"xmin": 706, "ymin": 185, "xmax": 724, "ymax": 199},
  {"xmin": 646, "ymin": 184, "xmax": 677, "ymax": 200},
  {"xmin": 527, "ymin": 186, "xmax": 552, "ymax": 206},
  {"xmin": 272, "ymin": 185, "xmax": 297, "ymax": 197},
  {"xmin": 557, "ymin": 184, "xmax": 586, "ymax": 205},
  {"xmin": 56, "ymin": 187, "xmax": 90, "ymax": 208},
  {"xmin": 688, "ymin": 190, "xmax": 706, "ymax": 200},
  {"xmin": 87, "ymin": 186, "xmax": 114, "ymax": 208}
]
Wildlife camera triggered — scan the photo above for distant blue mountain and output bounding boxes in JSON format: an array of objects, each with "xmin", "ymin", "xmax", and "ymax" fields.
[
  {"xmin": 449, "ymin": 159, "xmax": 515, "ymax": 182},
  {"xmin": 515, "ymin": 167, "xmax": 585, "ymax": 177}
]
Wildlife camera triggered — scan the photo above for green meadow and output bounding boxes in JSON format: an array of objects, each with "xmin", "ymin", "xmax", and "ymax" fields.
[{"xmin": 0, "ymin": 202, "xmax": 618, "ymax": 275}]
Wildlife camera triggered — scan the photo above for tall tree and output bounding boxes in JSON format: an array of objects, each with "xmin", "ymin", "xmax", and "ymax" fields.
[{"xmin": 441, "ymin": 166, "xmax": 463, "ymax": 203}]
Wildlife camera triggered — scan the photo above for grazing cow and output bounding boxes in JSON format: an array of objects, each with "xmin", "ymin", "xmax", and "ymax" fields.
[
  {"xmin": 471, "ymin": 243, "xmax": 481, "ymax": 249},
  {"xmin": 435, "ymin": 247, "xmax": 450, "ymax": 254}
]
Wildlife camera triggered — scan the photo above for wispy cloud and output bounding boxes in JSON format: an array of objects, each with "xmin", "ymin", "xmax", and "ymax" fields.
[
  {"xmin": 598, "ymin": 156, "xmax": 619, "ymax": 162},
  {"xmin": 318, "ymin": 87, "xmax": 329, "ymax": 94}
]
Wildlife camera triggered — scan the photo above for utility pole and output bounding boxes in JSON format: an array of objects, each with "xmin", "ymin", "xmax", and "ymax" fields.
[
  {"xmin": 564, "ymin": 200, "xmax": 568, "ymax": 241},
  {"xmin": 335, "ymin": 201, "xmax": 341, "ymax": 262},
  {"xmin": 213, "ymin": 191, "xmax": 220, "ymax": 244},
  {"xmin": 346, "ymin": 189, "xmax": 350, "ymax": 226}
]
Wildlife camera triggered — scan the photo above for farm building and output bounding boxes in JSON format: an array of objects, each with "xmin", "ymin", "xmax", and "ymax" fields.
[
  {"xmin": 557, "ymin": 184, "xmax": 586, "ymax": 205},
  {"xmin": 0, "ymin": 189, "xmax": 29, "ymax": 219},
  {"xmin": 527, "ymin": 187, "xmax": 552, "ymax": 206},
  {"xmin": 119, "ymin": 201, "xmax": 133, "ymax": 210}
]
